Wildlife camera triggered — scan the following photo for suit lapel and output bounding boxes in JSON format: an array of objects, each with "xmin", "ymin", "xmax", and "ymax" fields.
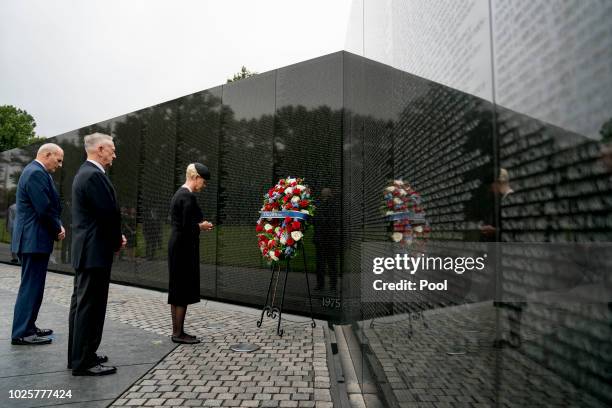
[
  {"xmin": 83, "ymin": 161, "xmax": 118, "ymax": 207},
  {"xmin": 103, "ymin": 173, "xmax": 118, "ymax": 204},
  {"xmin": 32, "ymin": 160, "xmax": 59, "ymax": 202}
]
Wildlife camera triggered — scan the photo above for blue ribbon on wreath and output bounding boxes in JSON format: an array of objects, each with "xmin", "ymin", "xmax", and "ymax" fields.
[
  {"xmin": 385, "ymin": 211, "xmax": 427, "ymax": 223},
  {"xmin": 259, "ymin": 210, "xmax": 310, "ymax": 221}
]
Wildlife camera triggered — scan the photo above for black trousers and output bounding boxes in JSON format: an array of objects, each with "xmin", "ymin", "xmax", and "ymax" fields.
[{"xmin": 68, "ymin": 266, "xmax": 111, "ymax": 370}]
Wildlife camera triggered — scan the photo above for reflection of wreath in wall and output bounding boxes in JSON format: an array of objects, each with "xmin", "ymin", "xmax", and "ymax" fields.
[
  {"xmin": 256, "ymin": 177, "xmax": 315, "ymax": 263},
  {"xmin": 383, "ymin": 179, "xmax": 430, "ymax": 246}
]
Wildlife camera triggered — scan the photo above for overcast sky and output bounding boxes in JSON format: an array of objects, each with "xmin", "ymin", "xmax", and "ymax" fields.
[{"xmin": 0, "ymin": 0, "xmax": 353, "ymax": 137}]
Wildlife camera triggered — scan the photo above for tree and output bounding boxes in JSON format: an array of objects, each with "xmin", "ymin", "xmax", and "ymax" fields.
[
  {"xmin": 0, "ymin": 105, "xmax": 43, "ymax": 151},
  {"xmin": 226, "ymin": 66, "xmax": 258, "ymax": 83},
  {"xmin": 600, "ymin": 117, "xmax": 612, "ymax": 144}
]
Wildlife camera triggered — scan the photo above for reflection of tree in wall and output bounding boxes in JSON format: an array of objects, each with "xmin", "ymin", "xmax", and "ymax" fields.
[
  {"xmin": 218, "ymin": 107, "xmax": 275, "ymax": 227},
  {"xmin": 175, "ymin": 91, "xmax": 223, "ymax": 188},
  {"xmin": 274, "ymin": 105, "xmax": 342, "ymax": 197}
]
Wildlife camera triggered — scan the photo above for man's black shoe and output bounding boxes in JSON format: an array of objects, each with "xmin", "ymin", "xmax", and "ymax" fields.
[
  {"xmin": 35, "ymin": 328, "xmax": 53, "ymax": 337},
  {"xmin": 67, "ymin": 354, "xmax": 108, "ymax": 369},
  {"xmin": 72, "ymin": 364, "xmax": 117, "ymax": 376},
  {"xmin": 11, "ymin": 335, "xmax": 52, "ymax": 345}
]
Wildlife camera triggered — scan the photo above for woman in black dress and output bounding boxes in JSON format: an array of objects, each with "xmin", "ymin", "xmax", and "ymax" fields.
[{"xmin": 168, "ymin": 163, "xmax": 213, "ymax": 344}]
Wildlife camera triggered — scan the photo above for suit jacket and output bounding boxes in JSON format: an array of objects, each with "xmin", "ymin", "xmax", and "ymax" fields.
[
  {"xmin": 11, "ymin": 161, "xmax": 62, "ymax": 254},
  {"xmin": 71, "ymin": 161, "xmax": 122, "ymax": 270}
]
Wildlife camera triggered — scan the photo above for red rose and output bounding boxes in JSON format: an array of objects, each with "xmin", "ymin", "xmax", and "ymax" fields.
[
  {"xmin": 274, "ymin": 249, "xmax": 281, "ymax": 257},
  {"xmin": 283, "ymin": 196, "xmax": 290, "ymax": 203},
  {"xmin": 291, "ymin": 221, "xmax": 301, "ymax": 230},
  {"xmin": 299, "ymin": 200, "xmax": 308, "ymax": 208},
  {"xmin": 284, "ymin": 216, "xmax": 292, "ymax": 223},
  {"xmin": 256, "ymin": 224, "xmax": 263, "ymax": 232},
  {"xmin": 287, "ymin": 238, "xmax": 295, "ymax": 246}
]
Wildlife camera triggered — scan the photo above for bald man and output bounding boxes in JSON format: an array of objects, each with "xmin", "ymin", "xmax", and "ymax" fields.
[{"xmin": 11, "ymin": 143, "xmax": 66, "ymax": 345}]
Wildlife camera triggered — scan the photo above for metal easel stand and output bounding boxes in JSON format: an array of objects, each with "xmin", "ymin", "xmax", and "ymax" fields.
[{"xmin": 256, "ymin": 242, "xmax": 316, "ymax": 337}]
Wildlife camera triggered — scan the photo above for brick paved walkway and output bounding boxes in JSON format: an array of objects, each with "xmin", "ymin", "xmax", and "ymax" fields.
[{"xmin": 0, "ymin": 265, "xmax": 332, "ymax": 408}]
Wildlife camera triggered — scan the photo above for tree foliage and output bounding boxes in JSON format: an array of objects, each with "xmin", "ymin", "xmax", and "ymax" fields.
[
  {"xmin": 226, "ymin": 66, "xmax": 258, "ymax": 83},
  {"xmin": 0, "ymin": 105, "xmax": 43, "ymax": 151}
]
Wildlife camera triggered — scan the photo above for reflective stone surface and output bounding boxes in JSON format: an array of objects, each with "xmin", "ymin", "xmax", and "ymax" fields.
[{"xmin": 346, "ymin": 1, "xmax": 612, "ymax": 402}]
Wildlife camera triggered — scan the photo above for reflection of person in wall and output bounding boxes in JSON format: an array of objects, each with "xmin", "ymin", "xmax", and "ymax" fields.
[
  {"xmin": 144, "ymin": 205, "xmax": 162, "ymax": 259},
  {"xmin": 7, "ymin": 202, "xmax": 18, "ymax": 263},
  {"xmin": 483, "ymin": 168, "xmax": 523, "ymax": 349},
  {"xmin": 479, "ymin": 168, "xmax": 514, "ymax": 239},
  {"xmin": 120, "ymin": 206, "xmax": 137, "ymax": 259},
  {"xmin": 68, "ymin": 133, "xmax": 126, "ymax": 376},
  {"xmin": 314, "ymin": 187, "xmax": 339, "ymax": 292},
  {"xmin": 168, "ymin": 163, "xmax": 213, "ymax": 344},
  {"xmin": 11, "ymin": 143, "xmax": 65, "ymax": 345}
]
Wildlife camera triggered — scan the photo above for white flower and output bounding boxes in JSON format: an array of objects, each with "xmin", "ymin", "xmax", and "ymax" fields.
[
  {"xmin": 284, "ymin": 187, "xmax": 293, "ymax": 195},
  {"xmin": 399, "ymin": 189, "xmax": 407, "ymax": 196},
  {"xmin": 385, "ymin": 211, "xmax": 395, "ymax": 216},
  {"xmin": 393, "ymin": 197, "xmax": 402, "ymax": 205},
  {"xmin": 414, "ymin": 226, "xmax": 423, "ymax": 233},
  {"xmin": 385, "ymin": 186, "xmax": 395, "ymax": 192},
  {"xmin": 391, "ymin": 232, "xmax": 403, "ymax": 242},
  {"xmin": 300, "ymin": 210, "xmax": 309, "ymax": 214},
  {"xmin": 270, "ymin": 253, "xmax": 279, "ymax": 261},
  {"xmin": 295, "ymin": 185, "xmax": 306, "ymax": 191},
  {"xmin": 286, "ymin": 178, "xmax": 296, "ymax": 184},
  {"xmin": 291, "ymin": 196, "xmax": 300, "ymax": 203},
  {"xmin": 264, "ymin": 224, "xmax": 273, "ymax": 231},
  {"xmin": 280, "ymin": 233, "xmax": 288, "ymax": 244},
  {"xmin": 291, "ymin": 231, "xmax": 303, "ymax": 241}
]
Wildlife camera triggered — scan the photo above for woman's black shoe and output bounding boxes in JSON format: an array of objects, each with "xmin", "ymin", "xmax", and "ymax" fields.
[{"xmin": 172, "ymin": 335, "xmax": 200, "ymax": 344}]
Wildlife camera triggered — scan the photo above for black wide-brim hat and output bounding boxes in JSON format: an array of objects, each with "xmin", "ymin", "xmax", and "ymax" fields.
[{"xmin": 194, "ymin": 163, "xmax": 211, "ymax": 180}]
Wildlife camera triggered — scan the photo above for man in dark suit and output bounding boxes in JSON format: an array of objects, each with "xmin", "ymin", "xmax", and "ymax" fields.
[
  {"xmin": 68, "ymin": 133, "xmax": 126, "ymax": 376},
  {"xmin": 11, "ymin": 143, "xmax": 66, "ymax": 345}
]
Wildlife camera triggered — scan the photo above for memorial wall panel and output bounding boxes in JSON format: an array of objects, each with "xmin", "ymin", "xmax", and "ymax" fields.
[
  {"xmin": 176, "ymin": 87, "xmax": 222, "ymax": 298},
  {"xmin": 275, "ymin": 52, "xmax": 343, "ymax": 318},
  {"xmin": 216, "ymin": 71, "xmax": 276, "ymax": 306}
]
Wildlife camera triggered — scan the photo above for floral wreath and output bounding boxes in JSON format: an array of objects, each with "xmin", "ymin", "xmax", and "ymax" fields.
[
  {"xmin": 383, "ymin": 179, "xmax": 431, "ymax": 246},
  {"xmin": 256, "ymin": 177, "xmax": 315, "ymax": 262}
]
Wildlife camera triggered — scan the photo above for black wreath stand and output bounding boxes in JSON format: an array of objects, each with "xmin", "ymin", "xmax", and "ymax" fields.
[{"xmin": 256, "ymin": 241, "xmax": 316, "ymax": 337}]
